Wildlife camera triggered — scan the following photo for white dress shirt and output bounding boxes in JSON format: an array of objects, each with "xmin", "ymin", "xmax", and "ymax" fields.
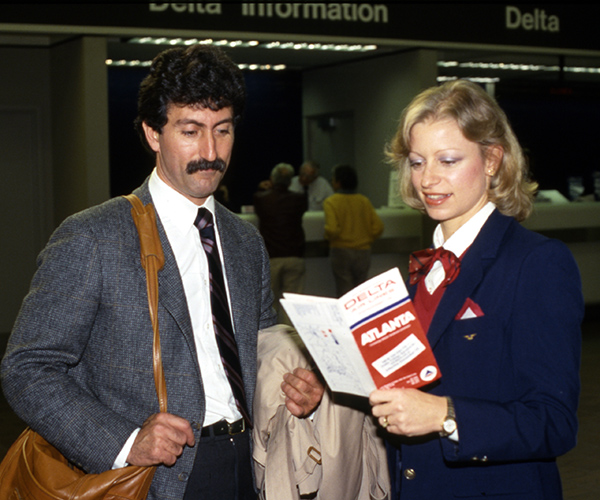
[
  {"xmin": 113, "ymin": 169, "xmax": 241, "ymax": 468},
  {"xmin": 424, "ymin": 202, "xmax": 496, "ymax": 295},
  {"xmin": 289, "ymin": 175, "xmax": 334, "ymax": 211}
]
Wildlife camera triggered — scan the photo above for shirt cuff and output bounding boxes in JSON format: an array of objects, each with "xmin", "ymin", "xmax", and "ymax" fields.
[
  {"xmin": 447, "ymin": 428, "xmax": 459, "ymax": 442},
  {"xmin": 112, "ymin": 428, "xmax": 140, "ymax": 469}
]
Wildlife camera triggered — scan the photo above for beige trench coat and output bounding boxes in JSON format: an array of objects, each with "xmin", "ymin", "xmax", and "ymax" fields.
[{"xmin": 253, "ymin": 325, "xmax": 390, "ymax": 500}]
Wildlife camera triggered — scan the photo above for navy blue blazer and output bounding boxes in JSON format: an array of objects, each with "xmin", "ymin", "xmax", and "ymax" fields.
[
  {"xmin": 1, "ymin": 179, "xmax": 276, "ymax": 500},
  {"xmin": 389, "ymin": 209, "xmax": 583, "ymax": 500}
]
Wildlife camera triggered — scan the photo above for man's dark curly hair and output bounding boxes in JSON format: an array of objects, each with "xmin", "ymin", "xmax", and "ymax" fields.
[{"xmin": 134, "ymin": 44, "xmax": 246, "ymax": 151}]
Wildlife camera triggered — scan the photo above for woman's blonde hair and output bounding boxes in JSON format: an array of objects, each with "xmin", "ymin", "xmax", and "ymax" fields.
[{"xmin": 386, "ymin": 80, "xmax": 537, "ymax": 221}]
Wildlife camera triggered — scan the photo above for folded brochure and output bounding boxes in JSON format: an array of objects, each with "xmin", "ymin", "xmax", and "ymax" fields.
[{"xmin": 280, "ymin": 267, "xmax": 440, "ymax": 397}]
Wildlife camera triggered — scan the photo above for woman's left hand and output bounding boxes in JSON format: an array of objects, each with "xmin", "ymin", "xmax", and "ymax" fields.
[{"xmin": 369, "ymin": 388, "xmax": 448, "ymax": 436}]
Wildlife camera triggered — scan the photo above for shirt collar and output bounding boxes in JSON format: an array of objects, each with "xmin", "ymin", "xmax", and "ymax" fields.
[
  {"xmin": 433, "ymin": 201, "xmax": 496, "ymax": 257},
  {"xmin": 148, "ymin": 168, "xmax": 216, "ymax": 233}
]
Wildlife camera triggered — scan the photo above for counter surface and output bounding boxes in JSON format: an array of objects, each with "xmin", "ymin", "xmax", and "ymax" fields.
[{"xmin": 239, "ymin": 202, "xmax": 600, "ymax": 303}]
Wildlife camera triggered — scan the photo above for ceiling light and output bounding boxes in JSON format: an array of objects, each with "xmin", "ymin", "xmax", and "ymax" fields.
[
  {"xmin": 438, "ymin": 60, "xmax": 600, "ymax": 75},
  {"xmin": 106, "ymin": 58, "xmax": 285, "ymax": 70},
  {"xmin": 128, "ymin": 36, "xmax": 261, "ymax": 49},
  {"xmin": 106, "ymin": 59, "xmax": 152, "ymax": 67},
  {"xmin": 127, "ymin": 36, "xmax": 377, "ymax": 53},
  {"xmin": 437, "ymin": 76, "xmax": 500, "ymax": 84}
]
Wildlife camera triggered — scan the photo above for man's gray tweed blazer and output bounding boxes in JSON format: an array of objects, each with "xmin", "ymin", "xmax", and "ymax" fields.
[{"xmin": 1, "ymin": 178, "xmax": 276, "ymax": 500}]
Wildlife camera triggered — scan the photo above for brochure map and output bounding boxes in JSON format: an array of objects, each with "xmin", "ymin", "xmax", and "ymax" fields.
[{"xmin": 280, "ymin": 267, "xmax": 440, "ymax": 397}]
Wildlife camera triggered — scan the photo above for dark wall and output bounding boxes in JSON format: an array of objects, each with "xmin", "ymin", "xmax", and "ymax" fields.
[
  {"xmin": 108, "ymin": 67, "xmax": 303, "ymax": 212},
  {"xmin": 110, "ymin": 68, "xmax": 600, "ymax": 206},
  {"xmin": 496, "ymin": 81, "xmax": 600, "ymax": 199},
  {"xmin": 108, "ymin": 67, "xmax": 154, "ymax": 198}
]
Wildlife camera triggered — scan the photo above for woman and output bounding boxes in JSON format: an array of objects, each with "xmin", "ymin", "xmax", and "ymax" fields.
[{"xmin": 369, "ymin": 80, "xmax": 583, "ymax": 499}]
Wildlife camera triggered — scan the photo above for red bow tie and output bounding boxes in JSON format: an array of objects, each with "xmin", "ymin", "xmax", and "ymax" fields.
[{"xmin": 408, "ymin": 247, "xmax": 461, "ymax": 287}]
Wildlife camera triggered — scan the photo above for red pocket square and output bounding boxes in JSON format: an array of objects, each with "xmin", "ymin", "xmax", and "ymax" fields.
[{"xmin": 455, "ymin": 298, "xmax": 485, "ymax": 320}]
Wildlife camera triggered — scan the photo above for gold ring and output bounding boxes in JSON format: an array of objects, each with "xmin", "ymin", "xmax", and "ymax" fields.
[{"xmin": 381, "ymin": 416, "xmax": 389, "ymax": 428}]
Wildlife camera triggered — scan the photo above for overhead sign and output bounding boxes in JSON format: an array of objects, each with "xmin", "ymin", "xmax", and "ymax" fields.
[{"xmin": 3, "ymin": 3, "xmax": 600, "ymax": 53}]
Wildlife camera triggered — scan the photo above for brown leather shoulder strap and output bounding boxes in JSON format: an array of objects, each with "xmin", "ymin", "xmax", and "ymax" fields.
[{"xmin": 122, "ymin": 194, "xmax": 167, "ymax": 413}]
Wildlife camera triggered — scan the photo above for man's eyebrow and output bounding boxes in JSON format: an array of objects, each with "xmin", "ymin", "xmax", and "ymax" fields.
[{"xmin": 174, "ymin": 118, "xmax": 234, "ymax": 127}]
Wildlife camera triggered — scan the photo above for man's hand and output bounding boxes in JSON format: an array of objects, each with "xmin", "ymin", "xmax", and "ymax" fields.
[
  {"xmin": 281, "ymin": 367, "xmax": 324, "ymax": 417},
  {"xmin": 127, "ymin": 413, "xmax": 195, "ymax": 467}
]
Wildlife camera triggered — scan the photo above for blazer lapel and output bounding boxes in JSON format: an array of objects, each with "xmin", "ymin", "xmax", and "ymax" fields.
[
  {"xmin": 132, "ymin": 180, "xmax": 198, "ymax": 366},
  {"xmin": 425, "ymin": 210, "xmax": 512, "ymax": 349},
  {"xmin": 213, "ymin": 203, "xmax": 259, "ymax": 388},
  {"xmin": 214, "ymin": 204, "xmax": 246, "ymax": 334},
  {"xmin": 427, "ymin": 253, "xmax": 485, "ymax": 349}
]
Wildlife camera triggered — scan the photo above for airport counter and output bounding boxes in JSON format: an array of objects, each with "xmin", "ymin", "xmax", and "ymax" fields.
[{"xmin": 239, "ymin": 201, "xmax": 600, "ymax": 303}]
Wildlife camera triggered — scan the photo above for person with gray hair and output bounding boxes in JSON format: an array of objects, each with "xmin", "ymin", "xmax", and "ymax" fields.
[
  {"xmin": 289, "ymin": 160, "xmax": 334, "ymax": 211},
  {"xmin": 270, "ymin": 162, "xmax": 295, "ymax": 187},
  {"xmin": 254, "ymin": 163, "xmax": 308, "ymax": 324}
]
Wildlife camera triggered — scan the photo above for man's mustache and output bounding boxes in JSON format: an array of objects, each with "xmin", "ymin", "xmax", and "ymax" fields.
[{"xmin": 186, "ymin": 158, "xmax": 227, "ymax": 174}]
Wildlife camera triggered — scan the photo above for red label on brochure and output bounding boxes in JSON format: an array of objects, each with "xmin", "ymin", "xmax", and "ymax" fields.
[{"xmin": 351, "ymin": 299, "xmax": 440, "ymax": 389}]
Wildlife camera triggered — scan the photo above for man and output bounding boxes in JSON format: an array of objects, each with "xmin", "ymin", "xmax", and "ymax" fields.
[
  {"xmin": 289, "ymin": 160, "xmax": 334, "ymax": 211},
  {"xmin": 1, "ymin": 45, "xmax": 322, "ymax": 500},
  {"xmin": 253, "ymin": 163, "xmax": 308, "ymax": 324}
]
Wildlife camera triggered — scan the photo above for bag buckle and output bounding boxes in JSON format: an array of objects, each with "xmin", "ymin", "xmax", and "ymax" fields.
[{"xmin": 307, "ymin": 446, "xmax": 322, "ymax": 465}]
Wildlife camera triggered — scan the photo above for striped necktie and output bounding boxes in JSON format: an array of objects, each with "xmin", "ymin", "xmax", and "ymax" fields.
[{"xmin": 194, "ymin": 207, "xmax": 252, "ymax": 426}]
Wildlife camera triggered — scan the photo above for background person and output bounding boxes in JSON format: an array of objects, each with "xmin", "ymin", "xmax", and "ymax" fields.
[
  {"xmin": 253, "ymin": 163, "xmax": 308, "ymax": 324},
  {"xmin": 370, "ymin": 80, "xmax": 583, "ymax": 500},
  {"xmin": 289, "ymin": 160, "xmax": 334, "ymax": 211},
  {"xmin": 323, "ymin": 164, "xmax": 383, "ymax": 297},
  {"xmin": 1, "ymin": 45, "xmax": 322, "ymax": 500}
]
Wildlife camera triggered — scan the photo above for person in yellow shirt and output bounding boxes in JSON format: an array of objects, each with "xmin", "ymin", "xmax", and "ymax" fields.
[{"xmin": 324, "ymin": 164, "xmax": 384, "ymax": 296}]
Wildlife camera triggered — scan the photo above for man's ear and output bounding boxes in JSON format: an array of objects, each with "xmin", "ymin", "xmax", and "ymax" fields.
[{"xmin": 142, "ymin": 122, "xmax": 160, "ymax": 153}]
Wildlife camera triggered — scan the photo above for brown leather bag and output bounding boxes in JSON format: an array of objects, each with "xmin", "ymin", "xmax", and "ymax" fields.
[{"xmin": 0, "ymin": 194, "xmax": 166, "ymax": 500}]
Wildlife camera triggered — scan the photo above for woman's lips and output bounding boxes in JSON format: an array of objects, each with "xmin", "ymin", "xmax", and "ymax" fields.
[{"xmin": 423, "ymin": 193, "xmax": 451, "ymax": 205}]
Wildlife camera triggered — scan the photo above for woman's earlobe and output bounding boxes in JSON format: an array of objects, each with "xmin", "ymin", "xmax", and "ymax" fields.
[{"xmin": 486, "ymin": 145, "xmax": 504, "ymax": 176}]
